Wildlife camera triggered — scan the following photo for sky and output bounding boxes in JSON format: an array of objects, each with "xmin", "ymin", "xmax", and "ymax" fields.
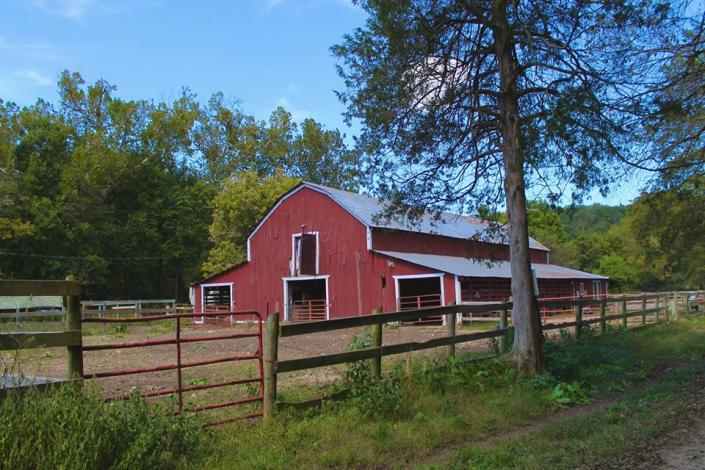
[{"xmin": 2, "ymin": 0, "xmax": 641, "ymax": 206}]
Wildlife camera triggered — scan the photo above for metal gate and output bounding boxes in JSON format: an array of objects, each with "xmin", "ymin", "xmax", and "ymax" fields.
[{"xmin": 81, "ymin": 310, "xmax": 263, "ymax": 427}]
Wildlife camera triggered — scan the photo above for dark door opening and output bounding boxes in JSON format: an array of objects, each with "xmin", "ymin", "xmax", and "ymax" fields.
[
  {"xmin": 286, "ymin": 278, "xmax": 327, "ymax": 321},
  {"xmin": 397, "ymin": 276, "xmax": 442, "ymax": 310}
]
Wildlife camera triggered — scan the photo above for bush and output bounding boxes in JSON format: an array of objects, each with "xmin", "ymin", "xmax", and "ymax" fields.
[{"xmin": 0, "ymin": 385, "xmax": 207, "ymax": 470}]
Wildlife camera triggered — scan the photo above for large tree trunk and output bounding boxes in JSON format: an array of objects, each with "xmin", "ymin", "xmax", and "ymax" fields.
[{"xmin": 492, "ymin": 0, "xmax": 546, "ymax": 374}]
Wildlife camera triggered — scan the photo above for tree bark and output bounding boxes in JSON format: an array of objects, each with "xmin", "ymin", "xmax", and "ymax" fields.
[{"xmin": 492, "ymin": 0, "xmax": 546, "ymax": 374}]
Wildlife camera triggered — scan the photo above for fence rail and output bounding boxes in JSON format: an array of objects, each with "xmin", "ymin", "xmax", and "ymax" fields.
[
  {"xmin": 81, "ymin": 310, "xmax": 264, "ymax": 426},
  {"xmin": 2, "ymin": 280, "xmax": 704, "ymax": 426},
  {"xmin": 263, "ymin": 290, "xmax": 704, "ymax": 417},
  {"xmin": 0, "ymin": 279, "xmax": 83, "ymax": 380}
]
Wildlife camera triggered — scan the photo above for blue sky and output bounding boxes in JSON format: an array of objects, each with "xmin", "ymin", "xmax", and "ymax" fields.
[
  {"xmin": 2, "ymin": 0, "xmax": 639, "ymax": 205},
  {"xmin": 3, "ymin": 0, "xmax": 365, "ymax": 129}
]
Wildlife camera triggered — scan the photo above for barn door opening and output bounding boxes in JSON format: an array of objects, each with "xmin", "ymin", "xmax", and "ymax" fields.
[
  {"xmin": 199, "ymin": 283, "xmax": 233, "ymax": 325},
  {"xmin": 395, "ymin": 275, "xmax": 443, "ymax": 310},
  {"xmin": 285, "ymin": 278, "xmax": 328, "ymax": 321},
  {"xmin": 292, "ymin": 232, "xmax": 318, "ymax": 276}
]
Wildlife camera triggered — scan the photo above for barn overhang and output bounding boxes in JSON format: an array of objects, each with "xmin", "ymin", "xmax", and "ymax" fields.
[{"xmin": 374, "ymin": 250, "xmax": 608, "ymax": 280}]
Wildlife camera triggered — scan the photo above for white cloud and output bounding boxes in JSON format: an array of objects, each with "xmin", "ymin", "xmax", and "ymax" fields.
[
  {"xmin": 263, "ymin": 0, "xmax": 286, "ymax": 10},
  {"xmin": 276, "ymin": 97, "xmax": 313, "ymax": 121},
  {"xmin": 0, "ymin": 36, "xmax": 65, "ymax": 62},
  {"xmin": 287, "ymin": 83, "xmax": 300, "ymax": 94},
  {"xmin": 31, "ymin": 0, "xmax": 96, "ymax": 22},
  {"xmin": 16, "ymin": 69, "xmax": 53, "ymax": 87},
  {"xmin": 262, "ymin": 0, "xmax": 359, "ymax": 11}
]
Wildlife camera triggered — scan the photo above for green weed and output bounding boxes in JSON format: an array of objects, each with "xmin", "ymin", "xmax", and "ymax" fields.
[{"xmin": 0, "ymin": 385, "xmax": 206, "ymax": 470}]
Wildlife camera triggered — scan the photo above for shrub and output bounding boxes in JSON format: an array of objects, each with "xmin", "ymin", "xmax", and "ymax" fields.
[{"xmin": 0, "ymin": 385, "xmax": 207, "ymax": 470}]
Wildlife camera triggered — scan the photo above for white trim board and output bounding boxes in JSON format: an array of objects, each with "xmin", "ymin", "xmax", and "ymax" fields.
[
  {"xmin": 198, "ymin": 282, "xmax": 234, "ymax": 325},
  {"xmin": 290, "ymin": 231, "xmax": 320, "ymax": 276}
]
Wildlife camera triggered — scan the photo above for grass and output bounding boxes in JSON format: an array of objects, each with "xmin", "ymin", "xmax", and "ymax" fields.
[
  {"xmin": 200, "ymin": 316, "xmax": 705, "ymax": 469},
  {"xmin": 438, "ymin": 363, "xmax": 705, "ymax": 469},
  {"xmin": 0, "ymin": 385, "xmax": 208, "ymax": 470},
  {"xmin": 3, "ymin": 315, "xmax": 705, "ymax": 469}
]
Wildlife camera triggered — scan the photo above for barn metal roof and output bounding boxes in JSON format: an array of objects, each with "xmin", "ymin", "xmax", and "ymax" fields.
[
  {"xmin": 304, "ymin": 183, "xmax": 549, "ymax": 251},
  {"xmin": 375, "ymin": 250, "xmax": 608, "ymax": 280}
]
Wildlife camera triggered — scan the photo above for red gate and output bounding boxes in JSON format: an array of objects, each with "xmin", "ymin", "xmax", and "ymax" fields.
[{"xmin": 81, "ymin": 310, "xmax": 263, "ymax": 427}]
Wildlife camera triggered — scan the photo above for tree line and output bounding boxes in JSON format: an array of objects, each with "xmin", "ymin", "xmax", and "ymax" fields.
[{"xmin": 0, "ymin": 71, "xmax": 358, "ymax": 300}]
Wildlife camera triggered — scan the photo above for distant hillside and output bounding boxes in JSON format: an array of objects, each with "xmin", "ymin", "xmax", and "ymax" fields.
[{"xmin": 559, "ymin": 204, "xmax": 628, "ymax": 236}]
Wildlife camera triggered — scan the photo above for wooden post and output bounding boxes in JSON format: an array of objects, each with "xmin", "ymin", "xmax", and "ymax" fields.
[
  {"xmin": 641, "ymin": 293, "xmax": 647, "ymax": 325},
  {"xmin": 371, "ymin": 307, "xmax": 383, "ymax": 380},
  {"xmin": 65, "ymin": 275, "xmax": 83, "ymax": 382},
  {"xmin": 655, "ymin": 295, "xmax": 660, "ymax": 322},
  {"xmin": 670, "ymin": 291, "xmax": 678, "ymax": 320},
  {"xmin": 621, "ymin": 295, "xmax": 628, "ymax": 329},
  {"xmin": 499, "ymin": 301, "xmax": 508, "ymax": 354},
  {"xmin": 263, "ymin": 313, "xmax": 280, "ymax": 420},
  {"xmin": 600, "ymin": 298, "xmax": 607, "ymax": 335},
  {"xmin": 575, "ymin": 298, "xmax": 583, "ymax": 340},
  {"xmin": 446, "ymin": 311, "xmax": 456, "ymax": 357}
]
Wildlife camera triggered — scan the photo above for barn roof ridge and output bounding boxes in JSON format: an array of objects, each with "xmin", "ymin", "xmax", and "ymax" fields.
[
  {"xmin": 301, "ymin": 182, "xmax": 549, "ymax": 251},
  {"xmin": 199, "ymin": 181, "xmax": 551, "ymax": 285}
]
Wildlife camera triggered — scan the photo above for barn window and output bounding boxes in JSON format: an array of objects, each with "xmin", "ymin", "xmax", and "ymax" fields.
[
  {"xmin": 202, "ymin": 284, "xmax": 232, "ymax": 311},
  {"xmin": 292, "ymin": 232, "xmax": 318, "ymax": 276}
]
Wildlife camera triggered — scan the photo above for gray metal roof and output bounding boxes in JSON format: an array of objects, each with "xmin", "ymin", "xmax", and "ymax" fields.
[
  {"xmin": 304, "ymin": 183, "xmax": 549, "ymax": 251},
  {"xmin": 375, "ymin": 250, "xmax": 608, "ymax": 280}
]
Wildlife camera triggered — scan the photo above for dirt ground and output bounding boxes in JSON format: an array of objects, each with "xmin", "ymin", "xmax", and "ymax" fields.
[
  {"xmin": 0, "ymin": 320, "xmax": 492, "ymax": 399},
  {"xmin": 0, "ymin": 311, "xmax": 653, "ymax": 420}
]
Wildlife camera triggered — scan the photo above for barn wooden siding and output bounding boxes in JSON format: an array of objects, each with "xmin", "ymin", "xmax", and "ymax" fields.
[
  {"xmin": 194, "ymin": 186, "xmax": 604, "ymax": 320},
  {"xmin": 371, "ymin": 228, "xmax": 550, "ymax": 264}
]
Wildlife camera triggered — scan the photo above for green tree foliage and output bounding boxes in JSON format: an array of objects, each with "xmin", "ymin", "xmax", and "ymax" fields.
[
  {"xmin": 525, "ymin": 188, "xmax": 704, "ymax": 292},
  {"xmin": 644, "ymin": 22, "xmax": 705, "ymax": 185},
  {"xmin": 622, "ymin": 176, "xmax": 705, "ymax": 290},
  {"xmin": 0, "ymin": 71, "xmax": 358, "ymax": 299},
  {"xmin": 195, "ymin": 95, "xmax": 359, "ymax": 186},
  {"xmin": 203, "ymin": 171, "xmax": 300, "ymax": 276}
]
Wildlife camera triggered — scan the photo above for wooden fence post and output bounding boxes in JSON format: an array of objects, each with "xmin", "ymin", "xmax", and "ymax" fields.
[
  {"xmin": 670, "ymin": 292, "xmax": 678, "ymax": 320},
  {"xmin": 446, "ymin": 310, "xmax": 456, "ymax": 357},
  {"xmin": 499, "ymin": 301, "xmax": 508, "ymax": 354},
  {"xmin": 600, "ymin": 298, "xmax": 607, "ymax": 335},
  {"xmin": 621, "ymin": 295, "xmax": 628, "ymax": 329},
  {"xmin": 263, "ymin": 313, "xmax": 280, "ymax": 420},
  {"xmin": 371, "ymin": 307, "xmax": 383, "ymax": 380},
  {"xmin": 655, "ymin": 295, "xmax": 660, "ymax": 323},
  {"xmin": 575, "ymin": 297, "xmax": 583, "ymax": 339},
  {"xmin": 65, "ymin": 275, "xmax": 83, "ymax": 382},
  {"xmin": 641, "ymin": 293, "xmax": 647, "ymax": 325}
]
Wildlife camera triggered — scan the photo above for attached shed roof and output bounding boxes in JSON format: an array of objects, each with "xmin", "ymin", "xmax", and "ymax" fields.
[
  {"xmin": 300, "ymin": 183, "xmax": 549, "ymax": 251},
  {"xmin": 375, "ymin": 250, "xmax": 608, "ymax": 280}
]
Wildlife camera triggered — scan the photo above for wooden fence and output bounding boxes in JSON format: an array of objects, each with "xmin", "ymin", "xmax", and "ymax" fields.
[
  {"xmin": 0, "ymin": 279, "xmax": 83, "ymax": 382},
  {"xmin": 1, "ymin": 280, "xmax": 704, "ymax": 422},
  {"xmin": 262, "ymin": 290, "xmax": 705, "ymax": 417}
]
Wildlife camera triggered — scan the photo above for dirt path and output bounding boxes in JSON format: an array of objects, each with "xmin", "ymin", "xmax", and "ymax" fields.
[
  {"xmin": 654, "ymin": 414, "xmax": 705, "ymax": 469},
  {"xmin": 410, "ymin": 358, "xmax": 700, "ymax": 469}
]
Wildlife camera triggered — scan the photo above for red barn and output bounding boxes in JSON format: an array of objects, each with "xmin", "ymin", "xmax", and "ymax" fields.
[{"xmin": 191, "ymin": 182, "xmax": 607, "ymax": 321}]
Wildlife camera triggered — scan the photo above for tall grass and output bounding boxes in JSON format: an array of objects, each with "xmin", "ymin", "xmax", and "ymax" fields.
[{"xmin": 0, "ymin": 385, "xmax": 207, "ymax": 470}]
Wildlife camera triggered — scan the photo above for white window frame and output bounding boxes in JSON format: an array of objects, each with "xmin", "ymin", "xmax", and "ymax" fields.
[
  {"xmin": 198, "ymin": 282, "xmax": 234, "ymax": 325},
  {"xmin": 290, "ymin": 231, "xmax": 320, "ymax": 276},
  {"xmin": 393, "ymin": 273, "xmax": 446, "ymax": 311},
  {"xmin": 282, "ymin": 275, "xmax": 330, "ymax": 321}
]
